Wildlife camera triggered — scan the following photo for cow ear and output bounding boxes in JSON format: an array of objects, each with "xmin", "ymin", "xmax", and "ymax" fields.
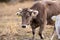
[
  {"xmin": 32, "ymin": 10, "xmax": 38, "ymax": 17},
  {"xmin": 16, "ymin": 8, "xmax": 22, "ymax": 16},
  {"xmin": 28, "ymin": 9, "xmax": 38, "ymax": 16}
]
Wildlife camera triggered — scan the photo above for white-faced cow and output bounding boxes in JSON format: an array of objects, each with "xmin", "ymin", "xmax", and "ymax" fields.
[{"xmin": 17, "ymin": 1, "xmax": 60, "ymax": 40}]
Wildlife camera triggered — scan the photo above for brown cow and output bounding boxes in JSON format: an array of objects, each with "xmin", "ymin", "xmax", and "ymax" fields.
[
  {"xmin": 45, "ymin": 1, "xmax": 60, "ymax": 40},
  {"xmin": 42, "ymin": 1, "xmax": 60, "ymax": 40},
  {"xmin": 17, "ymin": 2, "xmax": 47, "ymax": 40},
  {"xmin": 17, "ymin": 1, "xmax": 60, "ymax": 40},
  {"xmin": 44, "ymin": 1, "xmax": 60, "ymax": 25}
]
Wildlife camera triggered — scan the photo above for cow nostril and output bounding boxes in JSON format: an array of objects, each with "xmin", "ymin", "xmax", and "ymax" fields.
[{"xmin": 22, "ymin": 26, "xmax": 26, "ymax": 28}]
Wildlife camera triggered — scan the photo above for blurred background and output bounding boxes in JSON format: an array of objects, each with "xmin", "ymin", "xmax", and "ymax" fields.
[
  {"xmin": 0, "ymin": 0, "xmax": 59, "ymax": 40},
  {"xmin": 0, "ymin": 0, "xmax": 60, "ymax": 2}
]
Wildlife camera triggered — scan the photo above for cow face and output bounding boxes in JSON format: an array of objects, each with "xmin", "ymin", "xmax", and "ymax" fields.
[{"xmin": 17, "ymin": 8, "xmax": 38, "ymax": 28}]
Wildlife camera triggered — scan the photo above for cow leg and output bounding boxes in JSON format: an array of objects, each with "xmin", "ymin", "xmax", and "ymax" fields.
[
  {"xmin": 50, "ymin": 26, "xmax": 56, "ymax": 40},
  {"xmin": 32, "ymin": 28, "xmax": 35, "ymax": 40},
  {"xmin": 50, "ymin": 31, "xmax": 55, "ymax": 40},
  {"xmin": 39, "ymin": 25, "xmax": 44, "ymax": 39},
  {"xmin": 56, "ymin": 26, "xmax": 60, "ymax": 40}
]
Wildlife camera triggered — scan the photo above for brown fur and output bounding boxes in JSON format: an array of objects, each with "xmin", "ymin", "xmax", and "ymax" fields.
[
  {"xmin": 30, "ymin": 1, "xmax": 60, "ymax": 39},
  {"xmin": 45, "ymin": 1, "xmax": 60, "ymax": 25},
  {"xmin": 29, "ymin": 2, "xmax": 47, "ymax": 39}
]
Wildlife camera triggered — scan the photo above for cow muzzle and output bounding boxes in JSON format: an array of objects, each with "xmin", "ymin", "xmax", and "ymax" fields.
[
  {"xmin": 22, "ymin": 24, "xmax": 27, "ymax": 28},
  {"xmin": 22, "ymin": 26, "xmax": 26, "ymax": 28}
]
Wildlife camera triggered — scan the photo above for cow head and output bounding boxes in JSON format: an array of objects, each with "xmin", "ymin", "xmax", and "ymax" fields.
[{"xmin": 17, "ymin": 8, "xmax": 38, "ymax": 28}]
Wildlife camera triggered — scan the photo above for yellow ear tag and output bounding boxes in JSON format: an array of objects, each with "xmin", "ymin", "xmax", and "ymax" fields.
[{"xmin": 17, "ymin": 15, "xmax": 21, "ymax": 18}]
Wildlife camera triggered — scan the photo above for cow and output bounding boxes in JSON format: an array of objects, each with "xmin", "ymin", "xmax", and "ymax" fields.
[
  {"xmin": 51, "ymin": 15, "xmax": 60, "ymax": 40},
  {"xmin": 44, "ymin": 1, "xmax": 60, "ymax": 40},
  {"xmin": 42, "ymin": 1, "xmax": 60, "ymax": 40},
  {"xmin": 16, "ymin": 1, "xmax": 60, "ymax": 40},
  {"xmin": 17, "ymin": 1, "xmax": 47, "ymax": 40},
  {"xmin": 45, "ymin": 1, "xmax": 60, "ymax": 25}
]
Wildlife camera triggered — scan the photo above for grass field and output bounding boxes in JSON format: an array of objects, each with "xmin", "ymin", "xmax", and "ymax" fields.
[{"xmin": 0, "ymin": 1, "xmax": 58, "ymax": 40}]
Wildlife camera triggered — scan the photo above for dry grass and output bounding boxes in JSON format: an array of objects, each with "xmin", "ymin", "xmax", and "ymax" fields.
[{"xmin": 0, "ymin": 1, "xmax": 58, "ymax": 40}]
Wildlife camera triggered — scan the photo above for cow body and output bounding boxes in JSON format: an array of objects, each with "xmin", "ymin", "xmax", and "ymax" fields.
[
  {"xmin": 30, "ymin": 2, "xmax": 47, "ymax": 39},
  {"xmin": 17, "ymin": 1, "xmax": 60, "ymax": 40}
]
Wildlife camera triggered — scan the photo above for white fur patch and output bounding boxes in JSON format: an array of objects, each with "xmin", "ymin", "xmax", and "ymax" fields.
[
  {"xmin": 17, "ymin": 12, "xmax": 20, "ymax": 14},
  {"xmin": 51, "ymin": 16, "xmax": 56, "ymax": 21},
  {"xmin": 28, "ymin": 9, "xmax": 33, "ymax": 12}
]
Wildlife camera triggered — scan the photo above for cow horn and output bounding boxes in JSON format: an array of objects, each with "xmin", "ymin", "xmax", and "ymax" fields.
[
  {"xmin": 28, "ymin": 9, "xmax": 38, "ymax": 14},
  {"xmin": 19, "ymin": 8, "xmax": 22, "ymax": 11},
  {"xmin": 28, "ymin": 9, "xmax": 33, "ymax": 12}
]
